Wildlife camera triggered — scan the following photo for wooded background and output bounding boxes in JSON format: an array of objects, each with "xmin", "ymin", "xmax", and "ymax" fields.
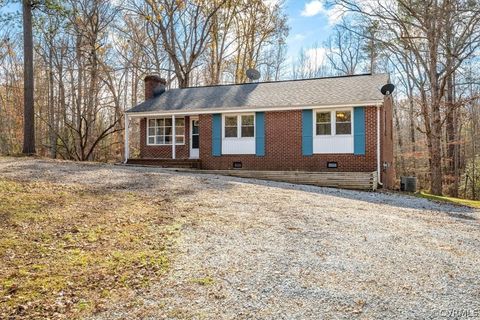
[{"xmin": 0, "ymin": 0, "xmax": 479, "ymax": 199}]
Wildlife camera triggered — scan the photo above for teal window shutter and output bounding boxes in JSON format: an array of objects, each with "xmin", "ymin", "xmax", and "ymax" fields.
[
  {"xmin": 255, "ymin": 112, "xmax": 265, "ymax": 156},
  {"xmin": 354, "ymin": 107, "xmax": 366, "ymax": 155},
  {"xmin": 302, "ymin": 110, "xmax": 313, "ymax": 156},
  {"xmin": 212, "ymin": 114, "xmax": 222, "ymax": 156}
]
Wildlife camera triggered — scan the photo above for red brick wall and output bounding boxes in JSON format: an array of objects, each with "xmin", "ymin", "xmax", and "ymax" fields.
[
  {"xmin": 137, "ymin": 107, "xmax": 390, "ymax": 175},
  {"xmin": 198, "ymin": 108, "xmax": 378, "ymax": 172},
  {"xmin": 139, "ymin": 117, "xmax": 190, "ymax": 159}
]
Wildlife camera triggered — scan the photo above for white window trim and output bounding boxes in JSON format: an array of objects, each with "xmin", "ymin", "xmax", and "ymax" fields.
[
  {"xmin": 315, "ymin": 111, "xmax": 333, "ymax": 136},
  {"xmin": 222, "ymin": 113, "xmax": 256, "ymax": 140},
  {"xmin": 314, "ymin": 108, "xmax": 354, "ymax": 137},
  {"xmin": 146, "ymin": 117, "xmax": 186, "ymax": 146}
]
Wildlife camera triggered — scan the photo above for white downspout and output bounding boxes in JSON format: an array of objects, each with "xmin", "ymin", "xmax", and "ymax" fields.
[
  {"xmin": 172, "ymin": 115, "xmax": 176, "ymax": 159},
  {"xmin": 377, "ymin": 106, "xmax": 383, "ymax": 187},
  {"xmin": 124, "ymin": 114, "xmax": 129, "ymax": 164}
]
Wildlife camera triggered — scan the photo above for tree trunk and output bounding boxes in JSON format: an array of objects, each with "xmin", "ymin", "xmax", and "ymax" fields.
[
  {"xmin": 427, "ymin": 4, "xmax": 443, "ymax": 196},
  {"xmin": 444, "ymin": 6, "xmax": 458, "ymax": 196},
  {"xmin": 22, "ymin": 0, "xmax": 35, "ymax": 155},
  {"xmin": 369, "ymin": 35, "xmax": 376, "ymax": 74},
  {"xmin": 404, "ymin": 60, "xmax": 417, "ymax": 174},
  {"xmin": 408, "ymin": 95, "xmax": 416, "ymax": 173},
  {"xmin": 58, "ymin": 54, "xmax": 67, "ymax": 159},
  {"xmin": 75, "ymin": 33, "xmax": 84, "ymax": 160},
  {"xmin": 48, "ymin": 44, "xmax": 57, "ymax": 158},
  {"xmin": 445, "ymin": 73, "xmax": 458, "ymax": 196},
  {"xmin": 430, "ymin": 125, "xmax": 443, "ymax": 195},
  {"xmin": 394, "ymin": 105, "xmax": 406, "ymax": 174}
]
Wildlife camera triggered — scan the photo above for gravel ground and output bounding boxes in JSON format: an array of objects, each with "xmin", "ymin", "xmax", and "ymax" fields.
[{"xmin": 1, "ymin": 157, "xmax": 479, "ymax": 320}]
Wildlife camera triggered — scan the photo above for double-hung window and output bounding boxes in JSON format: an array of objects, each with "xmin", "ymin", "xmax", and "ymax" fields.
[
  {"xmin": 313, "ymin": 109, "xmax": 353, "ymax": 154},
  {"xmin": 147, "ymin": 117, "xmax": 185, "ymax": 145},
  {"xmin": 316, "ymin": 112, "xmax": 331, "ymax": 135},
  {"xmin": 335, "ymin": 111, "xmax": 352, "ymax": 135},
  {"xmin": 224, "ymin": 116, "xmax": 238, "ymax": 138},
  {"xmin": 174, "ymin": 118, "xmax": 185, "ymax": 143},
  {"xmin": 315, "ymin": 110, "xmax": 352, "ymax": 136},
  {"xmin": 223, "ymin": 114, "xmax": 255, "ymax": 138},
  {"xmin": 241, "ymin": 115, "xmax": 254, "ymax": 137}
]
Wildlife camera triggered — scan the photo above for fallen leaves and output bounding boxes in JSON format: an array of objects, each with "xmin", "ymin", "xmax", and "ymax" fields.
[{"xmin": 0, "ymin": 179, "xmax": 179, "ymax": 319}]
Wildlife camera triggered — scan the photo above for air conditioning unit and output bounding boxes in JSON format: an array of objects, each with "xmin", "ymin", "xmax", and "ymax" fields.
[{"xmin": 400, "ymin": 176, "xmax": 417, "ymax": 192}]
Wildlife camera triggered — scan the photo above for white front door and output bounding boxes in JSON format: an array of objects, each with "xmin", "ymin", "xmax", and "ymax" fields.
[{"xmin": 190, "ymin": 117, "xmax": 199, "ymax": 159}]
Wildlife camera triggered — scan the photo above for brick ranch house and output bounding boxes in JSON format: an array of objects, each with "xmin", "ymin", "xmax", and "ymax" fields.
[{"xmin": 124, "ymin": 73, "xmax": 395, "ymax": 189}]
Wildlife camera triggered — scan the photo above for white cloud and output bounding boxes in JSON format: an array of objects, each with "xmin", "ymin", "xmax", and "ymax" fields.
[
  {"xmin": 300, "ymin": 1, "xmax": 346, "ymax": 26},
  {"xmin": 301, "ymin": 0, "xmax": 325, "ymax": 17},
  {"xmin": 291, "ymin": 47, "xmax": 329, "ymax": 76},
  {"xmin": 305, "ymin": 47, "xmax": 328, "ymax": 66},
  {"xmin": 292, "ymin": 33, "xmax": 307, "ymax": 41},
  {"xmin": 325, "ymin": 5, "xmax": 346, "ymax": 26}
]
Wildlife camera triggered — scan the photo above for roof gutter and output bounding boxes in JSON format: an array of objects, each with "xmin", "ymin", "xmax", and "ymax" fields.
[{"xmin": 125, "ymin": 101, "xmax": 384, "ymax": 118}]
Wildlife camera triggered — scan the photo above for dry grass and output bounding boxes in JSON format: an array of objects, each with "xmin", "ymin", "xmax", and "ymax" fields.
[{"xmin": 0, "ymin": 178, "xmax": 179, "ymax": 319}]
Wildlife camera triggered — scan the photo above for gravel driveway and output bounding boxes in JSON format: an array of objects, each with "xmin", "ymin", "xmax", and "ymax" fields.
[{"xmin": 1, "ymin": 158, "xmax": 479, "ymax": 319}]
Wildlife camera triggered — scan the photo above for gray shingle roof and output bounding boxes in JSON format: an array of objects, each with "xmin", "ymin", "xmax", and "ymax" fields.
[{"xmin": 126, "ymin": 73, "xmax": 389, "ymax": 114}]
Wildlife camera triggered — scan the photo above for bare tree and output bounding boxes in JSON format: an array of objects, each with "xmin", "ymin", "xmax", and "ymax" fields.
[
  {"xmin": 128, "ymin": 0, "xmax": 227, "ymax": 88},
  {"xmin": 204, "ymin": 0, "xmax": 240, "ymax": 85},
  {"xmin": 231, "ymin": 0, "xmax": 288, "ymax": 83},
  {"xmin": 337, "ymin": 0, "xmax": 480, "ymax": 195},
  {"xmin": 325, "ymin": 19, "xmax": 365, "ymax": 75},
  {"xmin": 22, "ymin": 0, "xmax": 35, "ymax": 154}
]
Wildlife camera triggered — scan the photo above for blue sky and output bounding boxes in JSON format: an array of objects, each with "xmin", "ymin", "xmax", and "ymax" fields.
[
  {"xmin": 285, "ymin": 1, "xmax": 334, "ymax": 49},
  {"xmin": 2, "ymin": 0, "xmax": 337, "ymax": 66},
  {"xmin": 283, "ymin": 0, "xmax": 342, "ymax": 66}
]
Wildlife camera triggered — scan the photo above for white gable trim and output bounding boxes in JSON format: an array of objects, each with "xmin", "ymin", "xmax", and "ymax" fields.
[{"xmin": 125, "ymin": 101, "xmax": 384, "ymax": 118}]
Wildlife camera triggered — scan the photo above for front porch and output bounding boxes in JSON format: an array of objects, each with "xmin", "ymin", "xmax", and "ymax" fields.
[{"xmin": 124, "ymin": 113, "xmax": 200, "ymax": 162}]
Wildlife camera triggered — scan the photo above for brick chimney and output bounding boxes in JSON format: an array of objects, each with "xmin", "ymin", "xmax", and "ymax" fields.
[{"xmin": 144, "ymin": 75, "xmax": 167, "ymax": 100}]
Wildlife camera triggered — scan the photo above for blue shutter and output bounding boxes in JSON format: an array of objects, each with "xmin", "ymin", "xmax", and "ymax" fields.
[
  {"xmin": 212, "ymin": 114, "xmax": 222, "ymax": 156},
  {"xmin": 302, "ymin": 110, "xmax": 313, "ymax": 156},
  {"xmin": 255, "ymin": 112, "xmax": 265, "ymax": 156},
  {"xmin": 354, "ymin": 107, "xmax": 366, "ymax": 155}
]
